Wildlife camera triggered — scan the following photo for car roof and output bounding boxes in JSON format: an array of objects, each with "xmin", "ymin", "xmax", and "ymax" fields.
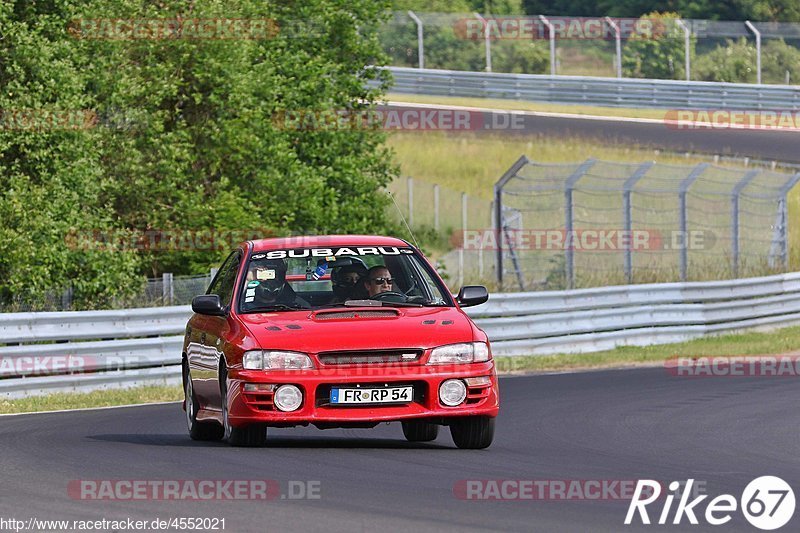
[{"xmin": 248, "ymin": 235, "xmax": 412, "ymax": 252}]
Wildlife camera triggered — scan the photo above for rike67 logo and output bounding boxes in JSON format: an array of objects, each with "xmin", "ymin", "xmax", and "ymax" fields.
[{"xmin": 625, "ymin": 477, "xmax": 795, "ymax": 530}]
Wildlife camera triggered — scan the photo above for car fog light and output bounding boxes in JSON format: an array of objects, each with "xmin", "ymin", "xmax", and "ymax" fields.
[
  {"xmin": 274, "ymin": 384, "xmax": 303, "ymax": 412},
  {"xmin": 439, "ymin": 379, "xmax": 467, "ymax": 407}
]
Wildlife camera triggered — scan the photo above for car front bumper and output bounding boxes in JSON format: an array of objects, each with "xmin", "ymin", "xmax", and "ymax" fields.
[{"xmin": 226, "ymin": 362, "xmax": 499, "ymax": 426}]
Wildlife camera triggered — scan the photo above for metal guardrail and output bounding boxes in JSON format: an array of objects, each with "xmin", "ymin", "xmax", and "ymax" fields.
[
  {"xmin": 471, "ymin": 272, "xmax": 800, "ymax": 355},
  {"xmin": 3, "ymin": 271, "xmax": 800, "ymax": 396},
  {"xmin": 385, "ymin": 66, "xmax": 800, "ymax": 110}
]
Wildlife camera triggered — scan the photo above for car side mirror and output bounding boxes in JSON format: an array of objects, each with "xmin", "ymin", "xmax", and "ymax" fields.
[
  {"xmin": 456, "ymin": 285, "xmax": 489, "ymax": 307},
  {"xmin": 192, "ymin": 294, "xmax": 227, "ymax": 316}
]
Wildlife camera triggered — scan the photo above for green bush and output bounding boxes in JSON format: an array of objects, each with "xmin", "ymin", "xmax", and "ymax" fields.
[
  {"xmin": 694, "ymin": 38, "xmax": 800, "ymax": 84},
  {"xmin": 694, "ymin": 38, "xmax": 759, "ymax": 83},
  {"xmin": 622, "ymin": 12, "xmax": 693, "ymax": 80}
]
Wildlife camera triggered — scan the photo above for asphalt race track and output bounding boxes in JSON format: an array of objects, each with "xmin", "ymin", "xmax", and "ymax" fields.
[
  {"xmin": 383, "ymin": 103, "xmax": 800, "ymax": 163},
  {"xmin": 1, "ymin": 368, "xmax": 797, "ymax": 532}
]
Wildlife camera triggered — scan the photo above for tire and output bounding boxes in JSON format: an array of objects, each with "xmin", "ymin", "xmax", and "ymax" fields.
[
  {"xmin": 221, "ymin": 365, "xmax": 267, "ymax": 447},
  {"xmin": 450, "ymin": 416, "xmax": 495, "ymax": 449},
  {"xmin": 185, "ymin": 372, "xmax": 224, "ymax": 441},
  {"xmin": 402, "ymin": 420, "xmax": 439, "ymax": 442}
]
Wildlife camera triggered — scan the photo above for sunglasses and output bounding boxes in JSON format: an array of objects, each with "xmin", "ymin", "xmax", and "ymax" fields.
[{"xmin": 369, "ymin": 277, "xmax": 393, "ymax": 285}]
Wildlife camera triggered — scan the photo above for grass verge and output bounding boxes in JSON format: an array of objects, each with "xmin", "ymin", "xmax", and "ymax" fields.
[
  {"xmin": 0, "ymin": 384, "xmax": 182, "ymax": 415},
  {"xmin": 4, "ymin": 325, "xmax": 800, "ymax": 414},
  {"xmin": 386, "ymin": 131, "xmax": 744, "ymax": 200},
  {"xmin": 386, "ymin": 131, "xmax": 799, "ymax": 271},
  {"xmin": 495, "ymin": 325, "xmax": 800, "ymax": 374}
]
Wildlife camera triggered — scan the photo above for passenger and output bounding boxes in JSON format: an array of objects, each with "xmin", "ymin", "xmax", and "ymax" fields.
[{"xmin": 331, "ymin": 263, "xmax": 368, "ymax": 302}]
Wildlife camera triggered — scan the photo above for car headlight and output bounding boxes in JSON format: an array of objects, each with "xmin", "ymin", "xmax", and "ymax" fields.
[
  {"xmin": 243, "ymin": 350, "xmax": 314, "ymax": 370},
  {"xmin": 428, "ymin": 342, "xmax": 490, "ymax": 364}
]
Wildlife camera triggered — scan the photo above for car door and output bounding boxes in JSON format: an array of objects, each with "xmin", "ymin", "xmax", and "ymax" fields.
[{"xmin": 188, "ymin": 250, "xmax": 241, "ymax": 410}]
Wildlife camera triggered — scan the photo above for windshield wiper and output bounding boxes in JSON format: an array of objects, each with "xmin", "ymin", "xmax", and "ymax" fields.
[
  {"xmin": 375, "ymin": 301, "xmax": 423, "ymax": 308},
  {"xmin": 244, "ymin": 303, "xmax": 308, "ymax": 312},
  {"xmin": 317, "ymin": 300, "xmax": 424, "ymax": 309}
]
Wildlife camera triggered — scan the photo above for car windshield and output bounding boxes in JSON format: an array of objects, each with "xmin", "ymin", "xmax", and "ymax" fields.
[{"xmin": 239, "ymin": 245, "xmax": 451, "ymax": 312}]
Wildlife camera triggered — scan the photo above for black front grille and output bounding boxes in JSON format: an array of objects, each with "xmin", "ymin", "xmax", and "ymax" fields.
[{"xmin": 317, "ymin": 349, "xmax": 423, "ymax": 365}]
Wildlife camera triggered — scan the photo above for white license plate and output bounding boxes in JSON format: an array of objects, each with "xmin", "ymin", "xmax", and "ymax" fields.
[{"xmin": 330, "ymin": 386, "xmax": 413, "ymax": 404}]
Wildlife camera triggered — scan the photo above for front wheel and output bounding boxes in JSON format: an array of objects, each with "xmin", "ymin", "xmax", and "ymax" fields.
[
  {"xmin": 185, "ymin": 373, "xmax": 223, "ymax": 441},
  {"xmin": 450, "ymin": 417, "xmax": 495, "ymax": 449},
  {"xmin": 221, "ymin": 366, "xmax": 267, "ymax": 447},
  {"xmin": 402, "ymin": 420, "xmax": 439, "ymax": 442}
]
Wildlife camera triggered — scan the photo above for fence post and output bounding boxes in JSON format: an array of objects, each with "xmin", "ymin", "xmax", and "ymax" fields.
[
  {"xmin": 731, "ymin": 170, "xmax": 760, "ymax": 277},
  {"xmin": 564, "ymin": 159, "xmax": 597, "ymax": 289},
  {"xmin": 494, "ymin": 156, "xmax": 531, "ymax": 289},
  {"xmin": 433, "ymin": 184, "xmax": 440, "ymax": 231},
  {"xmin": 605, "ymin": 17, "xmax": 622, "ymax": 78},
  {"xmin": 162, "ymin": 272, "xmax": 174, "ymax": 306},
  {"xmin": 458, "ymin": 193, "xmax": 467, "ymax": 287},
  {"xmin": 679, "ymin": 163, "xmax": 708, "ymax": 281},
  {"xmin": 539, "ymin": 15, "xmax": 556, "ymax": 75},
  {"xmin": 768, "ymin": 198, "xmax": 787, "ymax": 269},
  {"xmin": 474, "ymin": 12, "xmax": 492, "ymax": 72},
  {"xmin": 776, "ymin": 172, "xmax": 800, "ymax": 269},
  {"xmin": 623, "ymin": 162, "xmax": 654, "ymax": 284},
  {"xmin": 744, "ymin": 21, "xmax": 761, "ymax": 84},
  {"xmin": 407, "ymin": 11, "xmax": 424, "ymax": 69},
  {"xmin": 486, "ymin": 200, "xmax": 495, "ymax": 280},
  {"xmin": 407, "ymin": 176, "xmax": 414, "ymax": 227},
  {"xmin": 676, "ymin": 19, "xmax": 691, "ymax": 81},
  {"xmin": 61, "ymin": 285, "xmax": 73, "ymax": 311}
]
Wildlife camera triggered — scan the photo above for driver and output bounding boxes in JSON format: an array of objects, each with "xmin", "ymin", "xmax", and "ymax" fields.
[
  {"xmin": 247, "ymin": 259, "xmax": 310, "ymax": 308},
  {"xmin": 364, "ymin": 265, "xmax": 394, "ymax": 298}
]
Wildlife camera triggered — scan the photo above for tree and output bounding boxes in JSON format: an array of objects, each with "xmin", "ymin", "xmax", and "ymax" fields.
[
  {"xmin": 1, "ymin": 0, "xmax": 398, "ymax": 308},
  {"xmin": 622, "ymin": 12, "xmax": 694, "ymax": 79}
]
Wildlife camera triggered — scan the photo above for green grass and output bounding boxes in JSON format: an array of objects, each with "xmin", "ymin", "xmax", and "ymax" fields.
[
  {"xmin": 495, "ymin": 325, "xmax": 800, "ymax": 373},
  {"xmin": 386, "ymin": 132, "xmax": 800, "ymax": 276},
  {"xmin": 4, "ymin": 325, "xmax": 800, "ymax": 414},
  {"xmin": 0, "ymin": 384, "xmax": 181, "ymax": 415},
  {"xmin": 387, "ymin": 131, "xmax": 727, "ymax": 200}
]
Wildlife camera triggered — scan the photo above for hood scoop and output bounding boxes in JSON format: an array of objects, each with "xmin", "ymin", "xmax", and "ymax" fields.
[{"xmin": 313, "ymin": 309, "xmax": 399, "ymax": 320}]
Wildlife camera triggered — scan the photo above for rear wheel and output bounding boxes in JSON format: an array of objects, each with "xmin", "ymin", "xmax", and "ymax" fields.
[
  {"xmin": 221, "ymin": 364, "xmax": 267, "ymax": 447},
  {"xmin": 450, "ymin": 417, "xmax": 494, "ymax": 449},
  {"xmin": 401, "ymin": 420, "xmax": 439, "ymax": 442},
  {"xmin": 185, "ymin": 371, "xmax": 223, "ymax": 441}
]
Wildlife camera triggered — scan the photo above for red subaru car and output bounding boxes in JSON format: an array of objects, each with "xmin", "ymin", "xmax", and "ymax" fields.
[{"xmin": 183, "ymin": 235, "xmax": 499, "ymax": 448}]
